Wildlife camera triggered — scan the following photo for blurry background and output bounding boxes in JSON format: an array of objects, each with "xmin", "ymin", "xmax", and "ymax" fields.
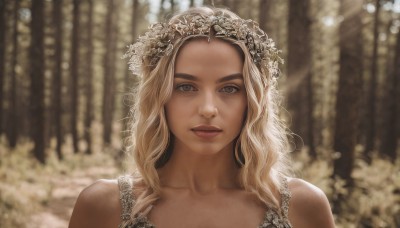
[{"xmin": 0, "ymin": 0, "xmax": 399, "ymax": 227}]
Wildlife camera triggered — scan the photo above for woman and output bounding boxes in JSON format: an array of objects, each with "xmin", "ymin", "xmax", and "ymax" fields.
[{"xmin": 69, "ymin": 7, "xmax": 335, "ymax": 228}]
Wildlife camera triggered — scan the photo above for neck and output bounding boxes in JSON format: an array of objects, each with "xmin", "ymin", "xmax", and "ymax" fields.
[{"xmin": 158, "ymin": 144, "xmax": 241, "ymax": 194}]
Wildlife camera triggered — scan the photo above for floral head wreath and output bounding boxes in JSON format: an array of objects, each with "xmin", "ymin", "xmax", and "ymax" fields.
[{"xmin": 123, "ymin": 8, "xmax": 283, "ymax": 78}]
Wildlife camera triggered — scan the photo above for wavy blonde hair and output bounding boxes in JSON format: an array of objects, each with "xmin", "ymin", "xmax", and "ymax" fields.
[{"xmin": 127, "ymin": 6, "xmax": 291, "ymax": 219}]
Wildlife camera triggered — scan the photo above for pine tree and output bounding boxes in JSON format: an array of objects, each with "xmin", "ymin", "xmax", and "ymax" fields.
[{"xmin": 30, "ymin": 0, "xmax": 46, "ymax": 163}]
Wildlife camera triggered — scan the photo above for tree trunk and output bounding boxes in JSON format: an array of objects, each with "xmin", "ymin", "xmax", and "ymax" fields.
[
  {"xmin": 258, "ymin": 0, "xmax": 278, "ymax": 71},
  {"xmin": 0, "ymin": 0, "xmax": 6, "ymax": 136},
  {"xmin": 203, "ymin": 0, "xmax": 212, "ymax": 6},
  {"xmin": 123, "ymin": 0, "xmax": 139, "ymax": 130},
  {"xmin": 170, "ymin": 0, "xmax": 175, "ymax": 13},
  {"xmin": 52, "ymin": 0, "xmax": 63, "ymax": 160},
  {"xmin": 364, "ymin": 0, "xmax": 381, "ymax": 161},
  {"xmin": 159, "ymin": 0, "xmax": 165, "ymax": 20},
  {"xmin": 259, "ymin": 0, "xmax": 272, "ymax": 35},
  {"xmin": 70, "ymin": 0, "xmax": 80, "ymax": 153},
  {"xmin": 84, "ymin": 0, "xmax": 94, "ymax": 155},
  {"xmin": 30, "ymin": 0, "xmax": 46, "ymax": 164},
  {"xmin": 231, "ymin": 0, "xmax": 239, "ymax": 13},
  {"xmin": 380, "ymin": 23, "xmax": 400, "ymax": 161},
  {"xmin": 120, "ymin": 0, "xmax": 139, "ymax": 159},
  {"xmin": 190, "ymin": 0, "xmax": 195, "ymax": 7},
  {"xmin": 212, "ymin": 0, "xmax": 226, "ymax": 7},
  {"xmin": 287, "ymin": 0, "xmax": 316, "ymax": 157},
  {"xmin": 102, "ymin": 0, "xmax": 117, "ymax": 145},
  {"xmin": 332, "ymin": 0, "xmax": 363, "ymax": 213},
  {"xmin": 8, "ymin": 0, "xmax": 19, "ymax": 148}
]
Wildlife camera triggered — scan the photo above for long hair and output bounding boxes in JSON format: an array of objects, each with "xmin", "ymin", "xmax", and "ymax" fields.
[{"xmin": 126, "ymin": 6, "xmax": 291, "ymax": 219}]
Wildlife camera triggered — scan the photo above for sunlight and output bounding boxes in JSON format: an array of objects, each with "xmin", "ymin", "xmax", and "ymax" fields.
[
  {"xmin": 395, "ymin": 1, "xmax": 400, "ymax": 13},
  {"xmin": 379, "ymin": 33, "xmax": 387, "ymax": 41},
  {"xmin": 322, "ymin": 16, "xmax": 335, "ymax": 27},
  {"xmin": 365, "ymin": 3, "xmax": 376, "ymax": 13},
  {"xmin": 391, "ymin": 19, "xmax": 400, "ymax": 34},
  {"xmin": 148, "ymin": 0, "xmax": 202, "ymax": 22},
  {"xmin": 368, "ymin": 0, "xmax": 400, "ymax": 13}
]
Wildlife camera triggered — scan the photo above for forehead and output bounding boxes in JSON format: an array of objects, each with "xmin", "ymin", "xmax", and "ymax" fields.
[{"xmin": 174, "ymin": 38, "xmax": 244, "ymax": 76}]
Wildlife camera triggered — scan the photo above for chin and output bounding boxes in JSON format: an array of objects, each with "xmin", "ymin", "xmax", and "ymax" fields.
[{"xmin": 188, "ymin": 142, "xmax": 233, "ymax": 156}]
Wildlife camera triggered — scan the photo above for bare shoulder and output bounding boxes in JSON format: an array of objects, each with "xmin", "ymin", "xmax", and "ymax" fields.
[
  {"xmin": 69, "ymin": 179, "xmax": 121, "ymax": 228},
  {"xmin": 287, "ymin": 178, "xmax": 335, "ymax": 228}
]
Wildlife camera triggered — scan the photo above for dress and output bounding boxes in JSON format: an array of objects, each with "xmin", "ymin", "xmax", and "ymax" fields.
[{"xmin": 118, "ymin": 175, "xmax": 292, "ymax": 228}]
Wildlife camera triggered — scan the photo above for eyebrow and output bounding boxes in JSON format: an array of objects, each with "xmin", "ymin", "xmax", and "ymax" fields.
[{"xmin": 174, "ymin": 73, "xmax": 243, "ymax": 83}]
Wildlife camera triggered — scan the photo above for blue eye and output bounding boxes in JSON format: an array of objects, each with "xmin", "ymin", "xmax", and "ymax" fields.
[
  {"xmin": 220, "ymin": 86, "xmax": 239, "ymax": 94},
  {"xmin": 176, "ymin": 84, "xmax": 196, "ymax": 92}
]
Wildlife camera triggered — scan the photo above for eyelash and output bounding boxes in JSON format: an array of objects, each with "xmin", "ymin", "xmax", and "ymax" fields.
[
  {"xmin": 175, "ymin": 84, "xmax": 240, "ymax": 94},
  {"xmin": 220, "ymin": 86, "xmax": 240, "ymax": 94},
  {"xmin": 176, "ymin": 84, "xmax": 197, "ymax": 92}
]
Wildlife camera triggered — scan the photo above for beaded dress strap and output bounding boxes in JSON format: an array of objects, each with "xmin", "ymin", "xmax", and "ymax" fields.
[
  {"xmin": 118, "ymin": 175, "xmax": 134, "ymax": 221},
  {"xmin": 258, "ymin": 177, "xmax": 292, "ymax": 228},
  {"xmin": 280, "ymin": 177, "xmax": 291, "ymax": 219}
]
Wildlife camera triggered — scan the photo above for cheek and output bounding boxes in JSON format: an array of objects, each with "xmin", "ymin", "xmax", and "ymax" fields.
[
  {"xmin": 238, "ymin": 106, "xmax": 247, "ymax": 125},
  {"xmin": 165, "ymin": 103, "xmax": 175, "ymax": 124},
  {"xmin": 235, "ymin": 95, "xmax": 247, "ymax": 116},
  {"xmin": 238, "ymin": 98, "xmax": 248, "ymax": 126},
  {"xmin": 226, "ymin": 98, "xmax": 247, "ymax": 126},
  {"xmin": 165, "ymin": 98, "xmax": 188, "ymax": 127}
]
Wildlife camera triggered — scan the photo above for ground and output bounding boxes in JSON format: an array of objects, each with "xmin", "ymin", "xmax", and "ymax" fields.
[{"xmin": 29, "ymin": 164, "xmax": 119, "ymax": 228}]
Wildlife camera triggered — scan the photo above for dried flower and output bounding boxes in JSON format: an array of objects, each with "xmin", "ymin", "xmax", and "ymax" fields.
[{"xmin": 123, "ymin": 10, "xmax": 283, "ymax": 78}]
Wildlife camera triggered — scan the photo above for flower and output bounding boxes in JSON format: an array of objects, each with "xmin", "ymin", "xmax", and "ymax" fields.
[{"xmin": 123, "ymin": 11, "xmax": 283, "ymax": 79}]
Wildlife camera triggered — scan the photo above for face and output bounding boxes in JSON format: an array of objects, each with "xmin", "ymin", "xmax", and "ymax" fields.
[{"xmin": 165, "ymin": 38, "xmax": 247, "ymax": 156}]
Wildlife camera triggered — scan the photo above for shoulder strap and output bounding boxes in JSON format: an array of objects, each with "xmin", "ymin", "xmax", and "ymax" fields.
[
  {"xmin": 118, "ymin": 175, "xmax": 135, "ymax": 221},
  {"xmin": 280, "ymin": 177, "xmax": 291, "ymax": 218}
]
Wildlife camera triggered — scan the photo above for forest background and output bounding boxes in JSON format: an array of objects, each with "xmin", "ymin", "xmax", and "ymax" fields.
[{"xmin": 0, "ymin": 0, "xmax": 399, "ymax": 227}]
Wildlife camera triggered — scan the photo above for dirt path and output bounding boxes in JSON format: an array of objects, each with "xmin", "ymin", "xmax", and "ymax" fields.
[{"xmin": 29, "ymin": 165, "xmax": 119, "ymax": 228}]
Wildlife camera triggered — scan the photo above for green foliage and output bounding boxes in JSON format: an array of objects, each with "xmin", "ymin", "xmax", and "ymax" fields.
[{"xmin": 292, "ymin": 149, "xmax": 400, "ymax": 227}]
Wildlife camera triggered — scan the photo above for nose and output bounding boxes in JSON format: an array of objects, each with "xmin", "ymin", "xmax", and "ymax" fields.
[{"xmin": 198, "ymin": 91, "xmax": 218, "ymax": 119}]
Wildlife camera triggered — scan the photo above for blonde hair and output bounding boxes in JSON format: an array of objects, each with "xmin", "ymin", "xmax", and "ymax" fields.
[{"xmin": 127, "ymin": 6, "xmax": 291, "ymax": 219}]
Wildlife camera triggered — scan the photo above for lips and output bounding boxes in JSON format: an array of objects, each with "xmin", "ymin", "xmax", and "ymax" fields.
[{"xmin": 191, "ymin": 125, "xmax": 222, "ymax": 139}]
